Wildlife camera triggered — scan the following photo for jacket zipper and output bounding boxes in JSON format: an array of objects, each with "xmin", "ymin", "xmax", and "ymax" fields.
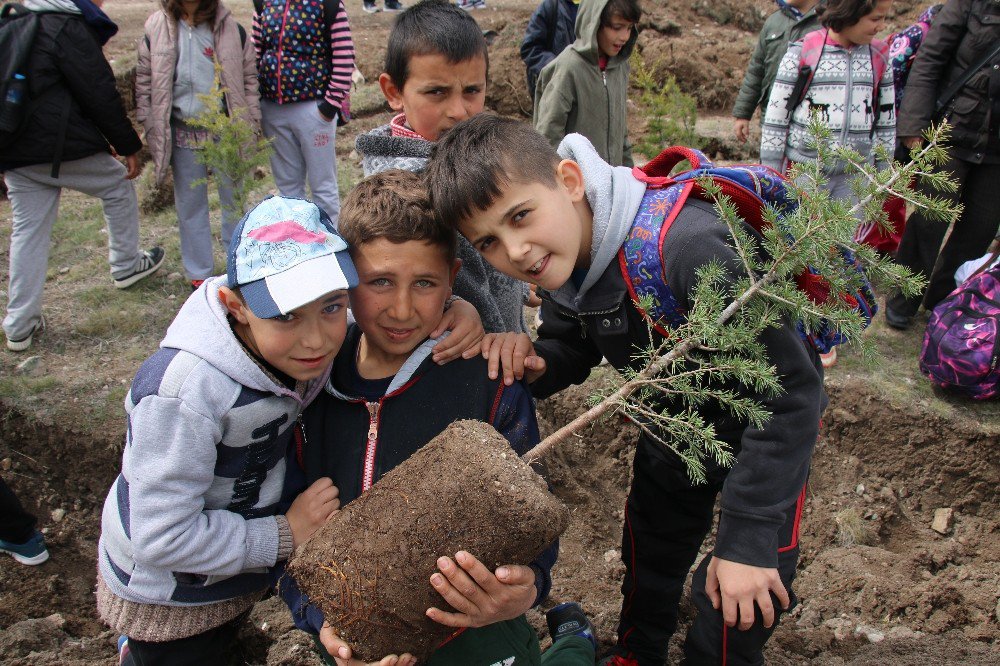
[
  {"xmin": 843, "ymin": 46, "xmax": 854, "ymax": 147},
  {"xmin": 361, "ymin": 400, "xmax": 382, "ymax": 492},
  {"xmin": 546, "ymin": 297, "xmax": 621, "ymax": 339},
  {"xmin": 603, "ymin": 69, "xmax": 611, "ymax": 160}
]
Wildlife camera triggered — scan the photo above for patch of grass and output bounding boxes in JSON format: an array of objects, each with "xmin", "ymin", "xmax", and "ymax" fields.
[
  {"xmin": 0, "ymin": 375, "xmax": 60, "ymax": 400},
  {"xmin": 835, "ymin": 507, "xmax": 875, "ymax": 547}
]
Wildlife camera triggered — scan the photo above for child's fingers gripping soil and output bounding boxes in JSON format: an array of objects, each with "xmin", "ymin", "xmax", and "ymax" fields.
[{"xmin": 287, "ymin": 478, "xmax": 341, "ymax": 547}]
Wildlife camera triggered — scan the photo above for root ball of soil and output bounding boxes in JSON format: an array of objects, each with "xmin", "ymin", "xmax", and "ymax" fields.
[{"xmin": 287, "ymin": 420, "xmax": 570, "ymax": 661}]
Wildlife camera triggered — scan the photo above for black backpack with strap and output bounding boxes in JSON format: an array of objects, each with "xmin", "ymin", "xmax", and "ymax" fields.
[{"xmin": 0, "ymin": 4, "xmax": 40, "ymax": 145}]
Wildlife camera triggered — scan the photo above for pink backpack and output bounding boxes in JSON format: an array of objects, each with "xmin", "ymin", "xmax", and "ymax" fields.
[{"xmin": 919, "ymin": 253, "xmax": 1000, "ymax": 400}]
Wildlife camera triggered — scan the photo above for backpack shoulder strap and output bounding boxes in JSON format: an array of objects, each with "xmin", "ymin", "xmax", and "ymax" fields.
[
  {"xmin": 618, "ymin": 184, "xmax": 694, "ymax": 336},
  {"xmin": 252, "ymin": 0, "xmax": 263, "ymax": 14},
  {"xmin": 786, "ymin": 29, "xmax": 828, "ymax": 113},
  {"xmin": 238, "ymin": 22, "xmax": 246, "ymax": 48}
]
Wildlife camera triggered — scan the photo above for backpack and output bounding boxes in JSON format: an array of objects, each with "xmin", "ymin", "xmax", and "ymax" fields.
[
  {"xmin": 251, "ymin": 0, "xmax": 350, "ymax": 124},
  {"xmin": 887, "ymin": 4, "xmax": 941, "ymax": 112},
  {"xmin": 0, "ymin": 3, "xmax": 40, "ymax": 147},
  {"xmin": 785, "ymin": 29, "xmax": 890, "ymax": 135},
  {"xmin": 919, "ymin": 254, "xmax": 1000, "ymax": 400},
  {"xmin": 618, "ymin": 146, "xmax": 877, "ymax": 354}
]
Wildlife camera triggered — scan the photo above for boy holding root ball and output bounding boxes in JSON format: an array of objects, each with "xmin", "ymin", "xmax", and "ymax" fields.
[
  {"xmin": 426, "ymin": 116, "xmax": 827, "ymax": 666},
  {"xmin": 279, "ymin": 170, "xmax": 597, "ymax": 666}
]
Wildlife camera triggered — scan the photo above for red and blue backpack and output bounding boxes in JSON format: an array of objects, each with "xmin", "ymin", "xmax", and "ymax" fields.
[{"xmin": 618, "ymin": 146, "xmax": 877, "ymax": 354}]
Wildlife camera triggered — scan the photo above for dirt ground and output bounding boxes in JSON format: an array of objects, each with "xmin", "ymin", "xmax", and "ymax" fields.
[{"xmin": 1, "ymin": 0, "xmax": 998, "ymax": 664}]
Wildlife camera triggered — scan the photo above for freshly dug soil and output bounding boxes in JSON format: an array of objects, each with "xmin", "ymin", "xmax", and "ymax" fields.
[{"xmin": 287, "ymin": 420, "xmax": 570, "ymax": 661}]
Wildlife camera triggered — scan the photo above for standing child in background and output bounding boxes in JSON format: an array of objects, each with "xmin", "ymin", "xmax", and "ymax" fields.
[
  {"xmin": 732, "ymin": 0, "xmax": 820, "ymax": 146},
  {"xmin": 252, "ymin": 0, "xmax": 353, "ymax": 228},
  {"xmin": 136, "ymin": 0, "xmax": 260, "ymax": 291},
  {"xmin": 760, "ymin": 0, "xmax": 895, "ymax": 366},
  {"xmin": 428, "ymin": 115, "xmax": 826, "ymax": 666},
  {"xmin": 520, "ymin": 0, "xmax": 581, "ymax": 99},
  {"xmin": 533, "ymin": 0, "xmax": 641, "ymax": 167},
  {"xmin": 279, "ymin": 170, "xmax": 596, "ymax": 666},
  {"xmin": 760, "ymin": 0, "xmax": 895, "ymax": 180},
  {"xmin": 354, "ymin": 0, "xmax": 531, "ymax": 335}
]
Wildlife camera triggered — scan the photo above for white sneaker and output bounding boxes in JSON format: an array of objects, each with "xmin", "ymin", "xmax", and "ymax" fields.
[{"xmin": 6, "ymin": 316, "xmax": 44, "ymax": 352}]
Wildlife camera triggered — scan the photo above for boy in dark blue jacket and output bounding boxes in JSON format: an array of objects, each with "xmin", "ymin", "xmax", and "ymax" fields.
[
  {"xmin": 520, "ymin": 0, "xmax": 580, "ymax": 98},
  {"xmin": 280, "ymin": 169, "xmax": 596, "ymax": 666},
  {"xmin": 427, "ymin": 115, "xmax": 827, "ymax": 666}
]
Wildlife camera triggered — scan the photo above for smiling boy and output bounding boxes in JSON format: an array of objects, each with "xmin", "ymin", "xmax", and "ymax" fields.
[
  {"xmin": 279, "ymin": 170, "xmax": 596, "ymax": 666},
  {"xmin": 533, "ymin": 0, "xmax": 642, "ymax": 167},
  {"xmin": 428, "ymin": 115, "xmax": 827, "ymax": 666},
  {"xmin": 354, "ymin": 0, "xmax": 531, "ymax": 335}
]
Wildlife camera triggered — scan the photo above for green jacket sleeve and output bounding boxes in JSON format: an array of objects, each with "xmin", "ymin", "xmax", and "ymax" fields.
[
  {"xmin": 533, "ymin": 69, "xmax": 574, "ymax": 150},
  {"xmin": 733, "ymin": 33, "xmax": 768, "ymax": 119}
]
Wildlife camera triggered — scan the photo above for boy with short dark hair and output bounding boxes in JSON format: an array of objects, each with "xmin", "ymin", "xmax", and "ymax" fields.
[
  {"xmin": 532, "ymin": 0, "xmax": 641, "ymax": 167},
  {"xmin": 279, "ymin": 170, "xmax": 596, "ymax": 666},
  {"xmin": 354, "ymin": 0, "xmax": 531, "ymax": 336},
  {"xmin": 427, "ymin": 115, "xmax": 827, "ymax": 666}
]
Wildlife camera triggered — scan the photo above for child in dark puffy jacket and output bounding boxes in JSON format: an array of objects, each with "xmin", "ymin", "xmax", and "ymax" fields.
[
  {"xmin": 251, "ymin": 0, "xmax": 354, "ymax": 228},
  {"xmin": 520, "ymin": 0, "xmax": 580, "ymax": 98}
]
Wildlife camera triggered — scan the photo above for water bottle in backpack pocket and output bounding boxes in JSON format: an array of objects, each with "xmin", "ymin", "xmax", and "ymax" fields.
[{"xmin": 919, "ymin": 259, "xmax": 1000, "ymax": 400}]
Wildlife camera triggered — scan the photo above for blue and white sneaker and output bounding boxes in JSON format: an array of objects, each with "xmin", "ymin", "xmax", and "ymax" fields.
[
  {"xmin": 546, "ymin": 601, "xmax": 597, "ymax": 650},
  {"xmin": 0, "ymin": 529, "xmax": 49, "ymax": 565}
]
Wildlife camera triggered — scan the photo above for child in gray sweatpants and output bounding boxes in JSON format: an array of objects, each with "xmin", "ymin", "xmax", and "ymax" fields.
[
  {"xmin": 252, "ymin": 0, "xmax": 355, "ymax": 227},
  {"xmin": 0, "ymin": 0, "xmax": 164, "ymax": 353}
]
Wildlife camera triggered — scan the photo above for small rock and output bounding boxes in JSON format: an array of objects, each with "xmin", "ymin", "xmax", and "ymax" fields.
[
  {"xmin": 168, "ymin": 294, "xmax": 177, "ymax": 300},
  {"xmin": 854, "ymin": 624, "xmax": 885, "ymax": 644},
  {"xmin": 879, "ymin": 486, "xmax": 895, "ymax": 500},
  {"xmin": 50, "ymin": 508, "xmax": 66, "ymax": 523},
  {"xmin": 15, "ymin": 355, "xmax": 43, "ymax": 376},
  {"xmin": 823, "ymin": 617, "xmax": 852, "ymax": 641},
  {"xmin": 885, "ymin": 626, "xmax": 922, "ymax": 640},
  {"xmin": 261, "ymin": 621, "xmax": 269, "ymax": 632},
  {"xmin": 898, "ymin": 486, "xmax": 909, "ymax": 498},
  {"xmin": 931, "ymin": 507, "xmax": 954, "ymax": 534},
  {"xmin": 855, "ymin": 483, "xmax": 865, "ymax": 495},
  {"xmin": 59, "ymin": 266, "xmax": 69, "ymax": 274},
  {"xmin": 0, "ymin": 457, "xmax": 11, "ymax": 471},
  {"xmin": 167, "ymin": 272, "xmax": 183, "ymax": 282},
  {"xmin": 958, "ymin": 536, "xmax": 968, "ymax": 545},
  {"xmin": 603, "ymin": 549, "xmax": 621, "ymax": 563},
  {"xmin": 921, "ymin": 570, "xmax": 933, "ymax": 580}
]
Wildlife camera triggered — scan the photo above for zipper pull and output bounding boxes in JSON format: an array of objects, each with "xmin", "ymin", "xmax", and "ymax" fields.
[{"xmin": 366, "ymin": 402, "xmax": 380, "ymax": 442}]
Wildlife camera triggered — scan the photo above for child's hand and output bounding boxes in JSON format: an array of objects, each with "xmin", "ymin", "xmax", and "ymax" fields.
[
  {"xmin": 319, "ymin": 622, "xmax": 417, "ymax": 666},
  {"xmin": 733, "ymin": 118, "xmax": 750, "ymax": 143},
  {"xmin": 425, "ymin": 551, "xmax": 536, "ymax": 628},
  {"xmin": 526, "ymin": 284, "xmax": 543, "ymax": 308},
  {"xmin": 431, "ymin": 299, "xmax": 484, "ymax": 365},
  {"xmin": 705, "ymin": 556, "xmax": 790, "ymax": 631},
  {"xmin": 482, "ymin": 333, "xmax": 546, "ymax": 386},
  {"xmin": 286, "ymin": 477, "xmax": 340, "ymax": 548}
]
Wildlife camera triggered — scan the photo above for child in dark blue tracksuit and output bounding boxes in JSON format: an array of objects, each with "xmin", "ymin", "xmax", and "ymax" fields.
[
  {"xmin": 278, "ymin": 170, "xmax": 594, "ymax": 666},
  {"xmin": 427, "ymin": 115, "xmax": 827, "ymax": 666}
]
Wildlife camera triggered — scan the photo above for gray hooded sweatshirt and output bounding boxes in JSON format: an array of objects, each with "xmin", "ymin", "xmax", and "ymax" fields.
[{"xmin": 98, "ymin": 277, "xmax": 327, "ymax": 611}]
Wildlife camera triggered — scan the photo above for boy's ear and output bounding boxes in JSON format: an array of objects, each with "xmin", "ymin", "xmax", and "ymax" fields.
[
  {"xmin": 556, "ymin": 159, "xmax": 586, "ymax": 202},
  {"xmin": 448, "ymin": 258, "xmax": 462, "ymax": 288},
  {"xmin": 378, "ymin": 73, "xmax": 406, "ymax": 112},
  {"xmin": 218, "ymin": 286, "xmax": 250, "ymax": 324}
]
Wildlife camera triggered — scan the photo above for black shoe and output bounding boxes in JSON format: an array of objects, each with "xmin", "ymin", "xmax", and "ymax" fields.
[
  {"xmin": 113, "ymin": 247, "xmax": 165, "ymax": 289},
  {"xmin": 362, "ymin": 1, "xmax": 379, "ymax": 12},
  {"xmin": 384, "ymin": 0, "xmax": 404, "ymax": 11},
  {"xmin": 546, "ymin": 602, "xmax": 597, "ymax": 650},
  {"xmin": 884, "ymin": 305, "xmax": 913, "ymax": 330}
]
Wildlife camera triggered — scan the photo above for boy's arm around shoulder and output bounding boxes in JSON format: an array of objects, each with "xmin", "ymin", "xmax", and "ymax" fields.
[
  {"xmin": 662, "ymin": 202, "xmax": 825, "ymax": 569},
  {"xmin": 126, "ymin": 395, "xmax": 286, "ymax": 575}
]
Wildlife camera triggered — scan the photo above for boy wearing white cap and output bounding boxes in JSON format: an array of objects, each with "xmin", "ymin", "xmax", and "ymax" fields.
[{"xmin": 96, "ymin": 195, "xmax": 365, "ymax": 662}]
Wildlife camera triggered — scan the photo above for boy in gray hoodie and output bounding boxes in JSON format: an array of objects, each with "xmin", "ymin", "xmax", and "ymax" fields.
[{"xmin": 96, "ymin": 196, "xmax": 359, "ymax": 663}]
